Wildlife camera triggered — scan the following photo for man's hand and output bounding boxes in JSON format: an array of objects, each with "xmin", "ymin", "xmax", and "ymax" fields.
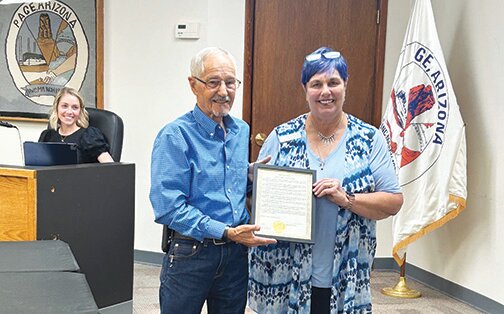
[
  {"xmin": 248, "ymin": 155, "xmax": 272, "ymax": 182},
  {"xmin": 227, "ymin": 224, "xmax": 277, "ymax": 247}
]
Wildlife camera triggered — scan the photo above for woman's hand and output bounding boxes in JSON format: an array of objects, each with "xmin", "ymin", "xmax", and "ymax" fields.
[
  {"xmin": 313, "ymin": 178, "xmax": 403, "ymax": 220},
  {"xmin": 313, "ymin": 178, "xmax": 349, "ymax": 208},
  {"xmin": 248, "ymin": 155, "xmax": 272, "ymax": 182}
]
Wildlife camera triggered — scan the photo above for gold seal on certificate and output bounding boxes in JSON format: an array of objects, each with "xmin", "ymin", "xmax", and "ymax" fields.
[{"xmin": 251, "ymin": 164, "xmax": 316, "ymax": 243}]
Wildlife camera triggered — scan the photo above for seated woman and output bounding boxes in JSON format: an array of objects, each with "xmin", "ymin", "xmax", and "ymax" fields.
[{"xmin": 39, "ymin": 87, "xmax": 114, "ymax": 163}]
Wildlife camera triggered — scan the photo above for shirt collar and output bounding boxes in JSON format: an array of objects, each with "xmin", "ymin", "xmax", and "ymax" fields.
[{"xmin": 192, "ymin": 104, "xmax": 238, "ymax": 135}]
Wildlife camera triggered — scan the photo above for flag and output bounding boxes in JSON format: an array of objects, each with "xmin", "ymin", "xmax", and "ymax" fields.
[{"xmin": 380, "ymin": 0, "xmax": 467, "ymax": 266}]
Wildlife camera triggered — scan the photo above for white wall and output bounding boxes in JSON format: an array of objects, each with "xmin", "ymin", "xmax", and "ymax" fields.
[
  {"xmin": 104, "ymin": 0, "xmax": 245, "ymax": 252},
  {"xmin": 3, "ymin": 0, "xmax": 502, "ymax": 306}
]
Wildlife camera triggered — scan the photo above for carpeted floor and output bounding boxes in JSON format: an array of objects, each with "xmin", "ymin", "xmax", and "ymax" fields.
[{"xmin": 132, "ymin": 263, "xmax": 483, "ymax": 314}]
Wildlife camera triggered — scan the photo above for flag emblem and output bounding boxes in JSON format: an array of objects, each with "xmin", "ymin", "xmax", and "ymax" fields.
[{"xmin": 382, "ymin": 42, "xmax": 451, "ymax": 186}]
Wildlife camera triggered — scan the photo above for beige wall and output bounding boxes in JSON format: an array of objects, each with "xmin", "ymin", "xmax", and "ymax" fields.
[
  {"xmin": 104, "ymin": 0, "xmax": 246, "ymax": 252},
  {"xmin": 4, "ymin": 0, "xmax": 502, "ymax": 305}
]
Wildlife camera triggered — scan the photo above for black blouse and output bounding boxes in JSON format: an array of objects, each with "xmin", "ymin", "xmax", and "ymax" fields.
[{"xmin": 38, "ymin": 127, "xmax": 111, "ymax": 163}]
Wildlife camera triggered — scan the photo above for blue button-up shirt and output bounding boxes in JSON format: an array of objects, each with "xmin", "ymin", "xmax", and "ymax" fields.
[{"xmin": 150, "ymin": 105, "xmax": 250, "ymax": 241}]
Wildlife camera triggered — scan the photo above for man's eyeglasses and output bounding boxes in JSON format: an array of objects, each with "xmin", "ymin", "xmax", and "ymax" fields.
[
  {"xmin": 305, "ymin": 51, "xmax": 341, "ymax": 62},
  {"xmin": 193, "ymin": 77, "xmax": 241, "ymax": 90}
]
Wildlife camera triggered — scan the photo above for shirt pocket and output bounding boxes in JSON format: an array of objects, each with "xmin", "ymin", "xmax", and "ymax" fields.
[{"xmin": 229, "ymin": 161, "xmax": 248, "ymax": 193}]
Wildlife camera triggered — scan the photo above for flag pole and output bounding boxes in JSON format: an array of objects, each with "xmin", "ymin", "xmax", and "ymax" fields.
[{"xmin": 381, "ymin": 253, "xmax": 421, "ymax": 298}]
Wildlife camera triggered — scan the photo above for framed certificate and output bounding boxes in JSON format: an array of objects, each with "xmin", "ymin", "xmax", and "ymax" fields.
[{"xmin": 251, "ymin": 164, "xmax": 316, "ymax": 243}]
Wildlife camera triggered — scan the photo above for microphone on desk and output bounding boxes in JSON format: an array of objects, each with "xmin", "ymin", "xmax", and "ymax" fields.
[
  {"xmin": 0, "ymin": 120, "xmax": 25, "ymax": 165},
  {"xmin": 0, "ymin": 120, "xmax": 16, "ymax": 128}
]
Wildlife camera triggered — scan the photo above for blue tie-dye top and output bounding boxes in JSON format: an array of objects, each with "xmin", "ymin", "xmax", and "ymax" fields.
[{"xmin": 248, "ymin": 113, "xmax": 400, "ymax": 314}]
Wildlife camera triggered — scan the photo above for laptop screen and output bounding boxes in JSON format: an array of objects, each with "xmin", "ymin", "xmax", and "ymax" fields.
[{"xmin": 23, "ymin": 142, "xmax": 79, "ymax": 166}]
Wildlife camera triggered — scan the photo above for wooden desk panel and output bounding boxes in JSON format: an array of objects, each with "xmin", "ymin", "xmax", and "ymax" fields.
[
  {"xmin": 0, "ymin": 163, "xmax": 134, "ymax": 310},
  {"xmin": 0, "ymin": 168, "xmax": 36, "ymax": 241}
]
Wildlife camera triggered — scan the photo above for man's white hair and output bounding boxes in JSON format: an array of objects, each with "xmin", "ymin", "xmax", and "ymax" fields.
[{"xmin": 190, "ymin": 47, "xmax": 237, "ymax": 77}]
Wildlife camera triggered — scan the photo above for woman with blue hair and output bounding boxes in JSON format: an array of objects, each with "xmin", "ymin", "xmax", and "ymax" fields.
[{"xmin": 248, "ymin": 47, "xmax": 403, "ymax": 313}]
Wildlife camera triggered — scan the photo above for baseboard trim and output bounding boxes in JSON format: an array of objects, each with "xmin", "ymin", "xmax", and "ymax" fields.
[
  {"xmin": 134, "ymin": 249, "xmax": 164, "ymax": 265},
  {"xmin": 132, "ymin": 251, "xmax": 502, "ymax": 313},
  {"xmin": 373, "ymin": 257, "xmax": 503, "ymax": 314}
]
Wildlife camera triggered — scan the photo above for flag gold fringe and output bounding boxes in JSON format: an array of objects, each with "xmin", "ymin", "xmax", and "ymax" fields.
[{"xmin": 392, "ymin": 194, "xmax": 467, "ymax": 266}]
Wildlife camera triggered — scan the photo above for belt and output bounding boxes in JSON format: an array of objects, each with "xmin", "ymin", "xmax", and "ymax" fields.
[{"xmin": 171, "ymin": 231, "xmax": 231, "ymax": 246}]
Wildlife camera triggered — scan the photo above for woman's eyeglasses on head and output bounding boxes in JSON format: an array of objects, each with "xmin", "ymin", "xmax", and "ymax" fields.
[{"xmin": 305, "ymin": 51, "xmax": 341, "ymax": 62}]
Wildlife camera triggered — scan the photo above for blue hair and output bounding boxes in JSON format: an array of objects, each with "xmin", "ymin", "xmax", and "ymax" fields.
[{"xmin": 301, "ymin": 46, "xmax": 348, "ymax": 86}]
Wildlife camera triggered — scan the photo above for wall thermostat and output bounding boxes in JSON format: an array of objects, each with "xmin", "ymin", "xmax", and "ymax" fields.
[{"xmin": 175, "ymin": 23, "xmax": 200, "ymax": 39}]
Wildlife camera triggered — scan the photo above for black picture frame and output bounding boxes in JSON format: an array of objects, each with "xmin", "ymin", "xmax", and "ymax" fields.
[{"xmin": 251, "ymin": 164, "xmax": 316, "ymax": 243}]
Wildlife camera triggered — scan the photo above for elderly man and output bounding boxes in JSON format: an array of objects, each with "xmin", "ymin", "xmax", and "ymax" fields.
[{"xmin": 150, "ymin": 47, "xmax": 276, "ymax": 314}]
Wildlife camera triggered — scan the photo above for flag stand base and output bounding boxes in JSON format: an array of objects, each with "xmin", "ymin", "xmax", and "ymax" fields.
[
  {"xmin": 381, "ymin": 276, "xmax": 422, "ymax": 298},
  {"xmin": 381, "ymin": 254, "xmax": 421, "ymax": 298}
]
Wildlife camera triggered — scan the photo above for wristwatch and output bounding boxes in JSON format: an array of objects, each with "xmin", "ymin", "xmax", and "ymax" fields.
[
  {"xmin": 222, "ymin": 226, "xmax": 230, "ymax": 241},
  {"xmin": 343, "ymin": 192, "xmax": 355, "ymax": 210}
]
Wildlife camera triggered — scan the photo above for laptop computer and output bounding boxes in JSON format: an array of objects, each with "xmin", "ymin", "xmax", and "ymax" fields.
[{"xmin": 23, "ymin": 141, "xmax": 79, "ymax": 166}]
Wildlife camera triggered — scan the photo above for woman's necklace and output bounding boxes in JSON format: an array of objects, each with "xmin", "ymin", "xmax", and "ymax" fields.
[
  {"xmin": 318, "ymin": 132, "xmax": 335, "ymax": 145},
  {"xmin": 59, "ymin": 127, "xmax": 77, "ymax": 143},
  {"xmin": 309, "ymin": 113, "xmax": 345, "ymax": 170},
  {"xmin": 313, "ymin": 114, "xmax": 344, "ymax": 145},
  {"xmin": 314, "ymin": 143, "xmax": 326, "ymax": 170}
]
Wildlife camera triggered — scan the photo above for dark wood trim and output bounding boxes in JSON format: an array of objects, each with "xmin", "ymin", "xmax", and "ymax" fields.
[
  {"xmin": 242, "ymin": 0, "xmax": 255, "ymax": 125},
  {"xmin": 96, "ymin": 0, "xmax": 104, "ymax": 109},
  {"xmin": 373, "ymin": 0, "xmax": 388, "ymax": 126}
]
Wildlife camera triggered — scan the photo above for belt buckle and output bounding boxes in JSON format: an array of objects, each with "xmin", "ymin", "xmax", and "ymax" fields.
[{"xmin": 212, "ymin": 238, "xmax": 226, "ymax": 246}]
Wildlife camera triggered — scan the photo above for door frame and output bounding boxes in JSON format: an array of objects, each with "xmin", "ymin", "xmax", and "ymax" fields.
[{"xmin": 241, "ymin": 0, "xmax": 389, "ymax": 128}]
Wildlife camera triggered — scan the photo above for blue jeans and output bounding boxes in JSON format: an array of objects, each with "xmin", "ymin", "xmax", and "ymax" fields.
[{"xmin": 159, "ymin": 238, "xmax": 248, "ymax": 314}]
